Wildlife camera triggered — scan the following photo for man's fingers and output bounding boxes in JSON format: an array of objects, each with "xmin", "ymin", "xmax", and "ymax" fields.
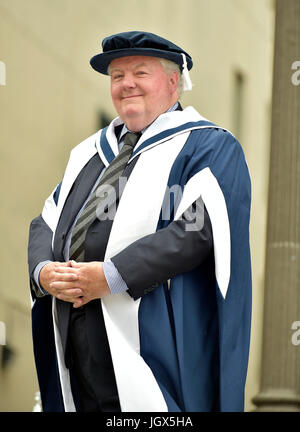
[
  {"xmin": 73, "ymin": 296, "xmax": 87, "ymax": 308},
  {"xmin": 50, "ymin": 280, "xmax": 79, "ymax": 291},
  {"xmin": 61, "ymin": 288, "xmax": 82, "ymax": 298},
  {"xmin": 54, "ymin": 265, "xmax": 79, "ymax": 275},
  {"xmin": 70, "ymin": 260, "xmax": 85, "ymax": 268},
  {"xmin": 53, "ymin": 271, "xmax": 79, "ymax": 281},
  {"xmin": 56, "ymin": 289, "xmax": 83, "ymax": 302}
]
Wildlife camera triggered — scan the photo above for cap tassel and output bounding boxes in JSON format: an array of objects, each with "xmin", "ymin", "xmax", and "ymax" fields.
[{"xmin": 181, "ymin": 53, "xmax": 193, "ymax": 91}]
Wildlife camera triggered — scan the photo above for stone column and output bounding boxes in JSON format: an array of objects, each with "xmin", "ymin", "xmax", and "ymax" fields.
[{"xmin": 252, "ymin": 0, "xmax": 300, "ymax": 411}]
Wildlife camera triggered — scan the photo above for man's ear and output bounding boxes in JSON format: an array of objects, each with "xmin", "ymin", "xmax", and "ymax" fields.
[{"xmin": 169, "ymin": 70, "xmax": 179, "ymax": 94}]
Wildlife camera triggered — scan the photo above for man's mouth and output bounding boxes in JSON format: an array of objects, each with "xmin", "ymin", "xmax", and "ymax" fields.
[{"xmin": 122, "ymin": 95, "xmax": 142, "ymax": 100}]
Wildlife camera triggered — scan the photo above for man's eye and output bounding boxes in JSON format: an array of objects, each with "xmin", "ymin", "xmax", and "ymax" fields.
[
  {"xmin": 136, "ymin": 71, "xmax": 147, "ymax": 76},
  {"xmin": 112, "ymin": 74, "xmax": 123, "ymax": 80}
]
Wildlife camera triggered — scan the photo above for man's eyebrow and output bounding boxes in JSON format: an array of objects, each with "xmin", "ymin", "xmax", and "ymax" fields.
[
  {"xmin": 133, "ymin": 62, "xmax": 149, "ymax": 69},
  {"xmin": 109, "ymin": 66, "xmax": 123, "ymax": 73}
]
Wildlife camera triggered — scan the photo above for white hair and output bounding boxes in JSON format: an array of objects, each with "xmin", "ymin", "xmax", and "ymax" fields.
[{"xmin": 157, "ymin": 58, "xmax": 183, "ymax": 98}]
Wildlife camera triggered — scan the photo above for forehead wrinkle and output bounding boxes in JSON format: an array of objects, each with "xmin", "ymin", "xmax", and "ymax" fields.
[{"xmin": 132, "ymin": 62, "xmax": 150, "ymax": 69}]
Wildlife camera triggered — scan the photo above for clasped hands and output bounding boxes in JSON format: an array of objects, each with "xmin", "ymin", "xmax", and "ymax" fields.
[{"xmin": 39, "ymin": 260, "xmax": 110, "ymax": 308}]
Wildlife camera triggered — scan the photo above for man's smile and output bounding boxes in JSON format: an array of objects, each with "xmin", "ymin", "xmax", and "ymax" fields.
[{"xmin": 121, "ymin": 94, "xmax": 143, "ymax": 100}]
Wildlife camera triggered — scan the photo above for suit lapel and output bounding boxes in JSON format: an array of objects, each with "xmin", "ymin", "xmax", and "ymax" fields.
[{"xmin": 53, "ymin": 154, "xmax": 105, "ymax": 261}]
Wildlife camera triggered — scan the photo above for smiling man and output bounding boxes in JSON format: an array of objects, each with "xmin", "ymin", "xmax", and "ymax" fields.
[
  {"xmin": 109, "ymin": 56, "xmax": 179, "ymax": 132},
  {"xmin": 28, "ymin": 31, "xmax": 252, "ymax": 412}
]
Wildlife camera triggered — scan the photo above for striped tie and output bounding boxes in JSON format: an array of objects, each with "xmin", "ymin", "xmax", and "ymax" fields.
[{"xmin": 69, "ymin": 131, "xmax": 141, "ymax": 261}]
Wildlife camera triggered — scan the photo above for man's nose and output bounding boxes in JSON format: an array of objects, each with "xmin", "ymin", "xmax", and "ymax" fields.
[{"xmin": 122, "ymin": 74, "xmax": 136, "ymax": 89}]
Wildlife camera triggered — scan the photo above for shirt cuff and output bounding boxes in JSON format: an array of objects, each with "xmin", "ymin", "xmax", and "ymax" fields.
[
  {"xmin": 103, "ymin": 259, "xmax": 129, "ymax": 295},
  {"xmin": 33, "ymin": 260, "xmax": 52, "ymax": 296}
]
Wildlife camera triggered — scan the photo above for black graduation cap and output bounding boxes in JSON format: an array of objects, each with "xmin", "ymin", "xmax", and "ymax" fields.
[{"xmin": 90, "ymin": 31, "xmax": 193, "ymax": 78}]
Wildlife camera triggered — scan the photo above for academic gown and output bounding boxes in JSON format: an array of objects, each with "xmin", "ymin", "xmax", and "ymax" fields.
[{"xmin": 28, "ymin": 106, "xmax": 252, "ymax": 412}]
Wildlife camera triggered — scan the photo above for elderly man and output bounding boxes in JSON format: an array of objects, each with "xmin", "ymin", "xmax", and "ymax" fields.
[{"xmin": 28, "ymin": 31, "xmax": 252, "ymax": 412}]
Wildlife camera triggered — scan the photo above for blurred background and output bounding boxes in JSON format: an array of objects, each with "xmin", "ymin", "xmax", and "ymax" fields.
[{"xmin": 0, "ymin": 0, "xmax": 299, "ymax": 412}]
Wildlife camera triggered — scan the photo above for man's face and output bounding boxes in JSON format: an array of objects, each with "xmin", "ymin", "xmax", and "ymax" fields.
[{"xmin": 109, "ymin": 56, "xmax": 178, "ymax": 132}]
